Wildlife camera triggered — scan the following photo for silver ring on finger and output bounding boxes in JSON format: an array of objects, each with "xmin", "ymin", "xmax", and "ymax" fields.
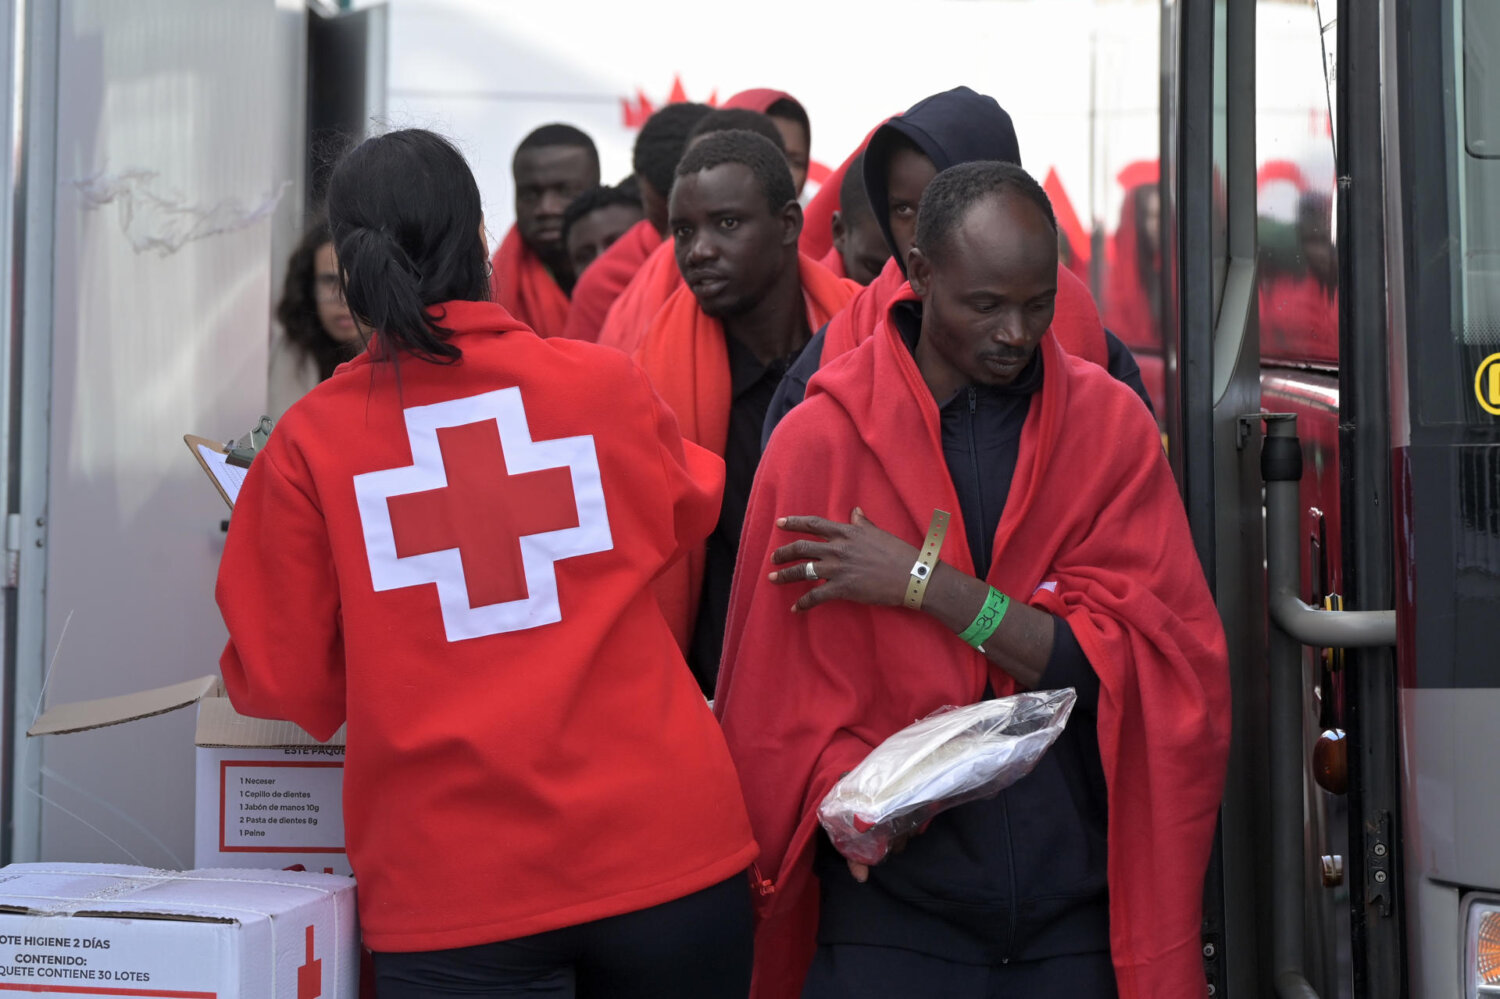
[{"xmin": 805, "ymin": 561, "xmax": 819, "ymax": 581}]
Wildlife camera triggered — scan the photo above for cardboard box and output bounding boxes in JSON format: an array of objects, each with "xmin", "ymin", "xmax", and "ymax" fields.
[
  {"xmin": 0, "ymin": 863, "xmax": 357, "ymax": 997},
  {"xmin": 28, "ymin": 677, "xmax": 350, "ymax": 876}
]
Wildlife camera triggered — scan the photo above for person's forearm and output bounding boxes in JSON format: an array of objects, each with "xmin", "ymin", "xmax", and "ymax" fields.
[{"xmin": 918, "ymin": 562, "xmax": 1054, "ymax": 689}]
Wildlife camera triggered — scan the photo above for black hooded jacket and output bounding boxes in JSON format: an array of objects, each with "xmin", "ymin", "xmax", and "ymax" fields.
[{"xmin": 862, "ymin": 86, "xmax": 1023, "ymax": 273}]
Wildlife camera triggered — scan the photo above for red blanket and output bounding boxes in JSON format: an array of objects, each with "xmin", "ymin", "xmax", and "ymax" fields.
[
  {"xmin": 596, "ymin": 240, "xmax": 683, "ymax": 354},
  {"xmin": 490, "ymin": 224, "xmax": 571, "ymax": 339},
  {"xmin": 561, "ymin": 219, "xmax": 661, "ymax": 343},
  {"xmin": 716, "ymin": 288, "xmax": 1229, "ymax": 998},
  {"xmin": 821, "ymin": 257, "xmax": 1108, "ymax": 368},
  {"xmin": 634, "ymin": 255, "xmax": 858, "ymax": 650},
  {"xmin": 819, "ymin": 256, "xmax": 907, "ymax": 362}
]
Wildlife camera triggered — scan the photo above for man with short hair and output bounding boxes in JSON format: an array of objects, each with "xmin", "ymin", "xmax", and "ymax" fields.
[
  {"xmin": 562, "ymin": 103, "xmax": 711, "ymax": 343},
  {"xmin": 490, "ymin": 123, "xmax": 599, "ymax": 337},
  {"xmin": 562, "ymin": 184, "xmax": 646, "ymax": 280},
  {"xmin": 828, "ymin": 152, "xmax": 890, "ymax": 284},
  {"xmin": 716, "ymin": 162, "xmax": 1229, "ymax": 998},
  {"xmin": 597, "ymin": 110, "xmax": 791, "ymax": 355},
  {"xmin": 633, "ymin": 129, "xmax": 856, "ymax": 692}
]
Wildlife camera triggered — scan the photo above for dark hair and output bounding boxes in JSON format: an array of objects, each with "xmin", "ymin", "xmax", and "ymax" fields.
[
  {"xmin": 562, "ymin": 184, "xmax": 644, "ymax": 245},
  {"xmin": 765, "ymin": 97, "xmax": 810, "ymax": 145},
  {"xmin": 513, "ymin": 123, "xmax": 600, "ymax": 173},
  {"xmin": 275, "ymin": 214, "xmax": 354, "ymax": 381},
  {"xmin": 687, "ymin": 109, "xmax": 787, "ymax": 152},
  {"xmin": 674, "ymin": 129, "xmax": 797, "ymax": 215},
  {"xmin": 915, "ymin": 161, "xmax": 1057, "ymax": 264},
  {"xmin": 839, "ymin": 151, "xmax": 873, "ymax": 222},
  {"xmin": 633, "ymin": 103, "xmax": 713, "ymax": 197},
  {"xmin": 326, "ymin": 129, "xmax": 490, "ymax": 364}
]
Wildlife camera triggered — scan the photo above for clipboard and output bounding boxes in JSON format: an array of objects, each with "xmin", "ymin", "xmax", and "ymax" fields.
[{"xmin": 184, "ymin": 434, "xmax": 247, "ymax": 509}]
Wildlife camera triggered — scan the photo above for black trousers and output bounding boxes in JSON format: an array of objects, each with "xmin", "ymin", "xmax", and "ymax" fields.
[
  {"xmin": 801, "ymin": 944, "xmax": 1119, "ymax": 999},
  {"xmin": 372, "ymin": 874, "xmax": 752, "ymax": 998}
]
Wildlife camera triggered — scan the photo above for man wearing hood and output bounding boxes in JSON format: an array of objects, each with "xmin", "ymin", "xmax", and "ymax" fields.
[
  {"xmin": 716, "ymin": 162, "xmax": 1228, "ymax": 998},
  {"xmin": 762, "ymin": 87, "xmax": 1150, "ymax": 445}
]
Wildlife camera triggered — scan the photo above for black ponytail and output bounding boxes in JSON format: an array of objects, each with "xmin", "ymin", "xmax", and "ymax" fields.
[{"xmin": 325, "ymin": 129, "xmax": 491, "ymax": 364}]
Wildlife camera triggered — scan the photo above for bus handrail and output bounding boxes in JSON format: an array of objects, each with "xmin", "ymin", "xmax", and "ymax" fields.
[
  {"xmin": 1267, "ymin": 591, "xmax": 1396, "ymax": 648},
  {"xmin": 1261, "ymin": 413, "xmax": 1395, "ymax": 999}
]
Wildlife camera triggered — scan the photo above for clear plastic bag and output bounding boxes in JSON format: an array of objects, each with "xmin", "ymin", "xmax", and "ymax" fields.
[{"xmin": 816, "ymin": 688, "xmax": 1078, "ymax": 865}]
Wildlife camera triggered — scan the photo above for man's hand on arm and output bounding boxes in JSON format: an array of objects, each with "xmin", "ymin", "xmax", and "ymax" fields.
[
  {"xmin": 768, "ymin": 508, "xmax": 1061, "ymax": 880},
  {"xmin": 768, "ymin": 508, "xmax": 1055, "ymax": 690}
]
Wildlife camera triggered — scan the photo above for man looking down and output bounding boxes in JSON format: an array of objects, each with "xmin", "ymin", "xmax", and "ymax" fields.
[
  {"xmin": 491, "ymin": 123, "xmax": 599, "ymax": 337},
  {"xmin": 715, "ymin": 162, "xmax": 1230, "ymax": 998},
  {"xmin": 633, "ymin": 129, "xmax": 857, "ymax": 693}
]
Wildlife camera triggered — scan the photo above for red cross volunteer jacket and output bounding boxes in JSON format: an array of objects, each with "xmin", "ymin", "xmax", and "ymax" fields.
[
  {"xmin": 716, "ymin": 290, "xmax": 1230, "ymax": 998},
  {"xmin": 217, "ymin": 300, "xmax": 758, "ymax": 953}
]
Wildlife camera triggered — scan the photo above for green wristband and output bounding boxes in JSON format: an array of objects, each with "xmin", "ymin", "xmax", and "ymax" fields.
[{"xmin": 958, "ymin": 587, "xmax": 1010, "ymax": 650}]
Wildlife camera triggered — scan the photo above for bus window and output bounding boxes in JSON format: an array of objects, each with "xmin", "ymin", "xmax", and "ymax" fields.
[
  {"xmin": 1256, "ymin": 0, "xmax": 1338, "ymax": 367},
  {"xmin": 1458, "ymin": 0, "xmax": 1500, "ymax": 349}
]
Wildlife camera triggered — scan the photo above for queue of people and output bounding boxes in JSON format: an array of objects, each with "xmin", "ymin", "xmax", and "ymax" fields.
[{"xmin": 232, "ymin": 86, "xmax": 1230, "ymax": 999}]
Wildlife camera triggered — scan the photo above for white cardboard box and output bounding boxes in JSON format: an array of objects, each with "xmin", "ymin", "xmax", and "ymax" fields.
[
  {"xmin": 0, "ymin": 863, "xmax": 357, "ymax": 997},
  {"xmin": 194, "ymin": 698, "xmax": 349, "ymax": 876},
  {"xmin": 29, "ymin": 678, "xmax": 350, "ymax": 876}
]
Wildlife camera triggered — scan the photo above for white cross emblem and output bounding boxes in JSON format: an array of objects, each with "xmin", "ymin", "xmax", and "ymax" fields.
[{"xmin": 353, "ymin": 387, "xmax": 613, "ymax": 642}]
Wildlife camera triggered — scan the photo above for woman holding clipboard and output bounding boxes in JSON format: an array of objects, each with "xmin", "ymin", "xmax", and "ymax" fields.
[{"xmin": 215, "ymin": 129, "xmax": 757, "ymax": 998}]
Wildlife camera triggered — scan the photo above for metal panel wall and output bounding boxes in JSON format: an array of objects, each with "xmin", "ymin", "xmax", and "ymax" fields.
[{"xmin": 17, "ymin": 0, "xmax": 302, "ymax": 866}]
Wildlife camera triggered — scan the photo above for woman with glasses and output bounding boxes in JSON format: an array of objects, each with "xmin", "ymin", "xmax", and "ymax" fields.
[{"xmin": 269, "ymin": 215, "xmax": 364, "ymax": 416}]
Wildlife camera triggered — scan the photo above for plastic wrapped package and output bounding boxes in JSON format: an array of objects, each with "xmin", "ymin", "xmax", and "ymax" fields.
[{"xmin": 816, "ymin": 688, "xmax": 1078, "ymax": 865}]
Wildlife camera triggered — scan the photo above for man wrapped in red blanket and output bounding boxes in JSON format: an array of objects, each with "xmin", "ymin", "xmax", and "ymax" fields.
[
  {"xmin": 490, "ymin": 124, "xmax": 599, "ymax": 338},
  {"xmin": 716, "ymin": 161, "xmax": 1230, "ymax": 999}
]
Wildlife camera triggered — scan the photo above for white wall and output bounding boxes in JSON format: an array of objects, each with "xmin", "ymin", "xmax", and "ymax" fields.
[{"xmin": 26, "ymin": 0, "xmax": 294, "ymax": 867}]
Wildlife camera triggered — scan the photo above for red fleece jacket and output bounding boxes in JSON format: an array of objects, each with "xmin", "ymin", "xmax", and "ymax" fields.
[
  {"xmin": 218, "ymin": 301, "xmax": 757, "ymax": 952},
  {"xmin": 716, "ymin": 289, "xmax": 1229, "ymax": 998}
]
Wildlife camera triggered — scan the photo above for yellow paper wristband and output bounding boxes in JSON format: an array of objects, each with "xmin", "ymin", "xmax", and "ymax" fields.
[{"xmin": 903, "ymin": 510, "xmax": 950, "ymax": 610}]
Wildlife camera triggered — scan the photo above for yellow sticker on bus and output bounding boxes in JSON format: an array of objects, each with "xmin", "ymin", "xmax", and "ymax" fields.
[{"xmin": 1476, "ymin": 353, "xmax": 1500, "ymax": 416}]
